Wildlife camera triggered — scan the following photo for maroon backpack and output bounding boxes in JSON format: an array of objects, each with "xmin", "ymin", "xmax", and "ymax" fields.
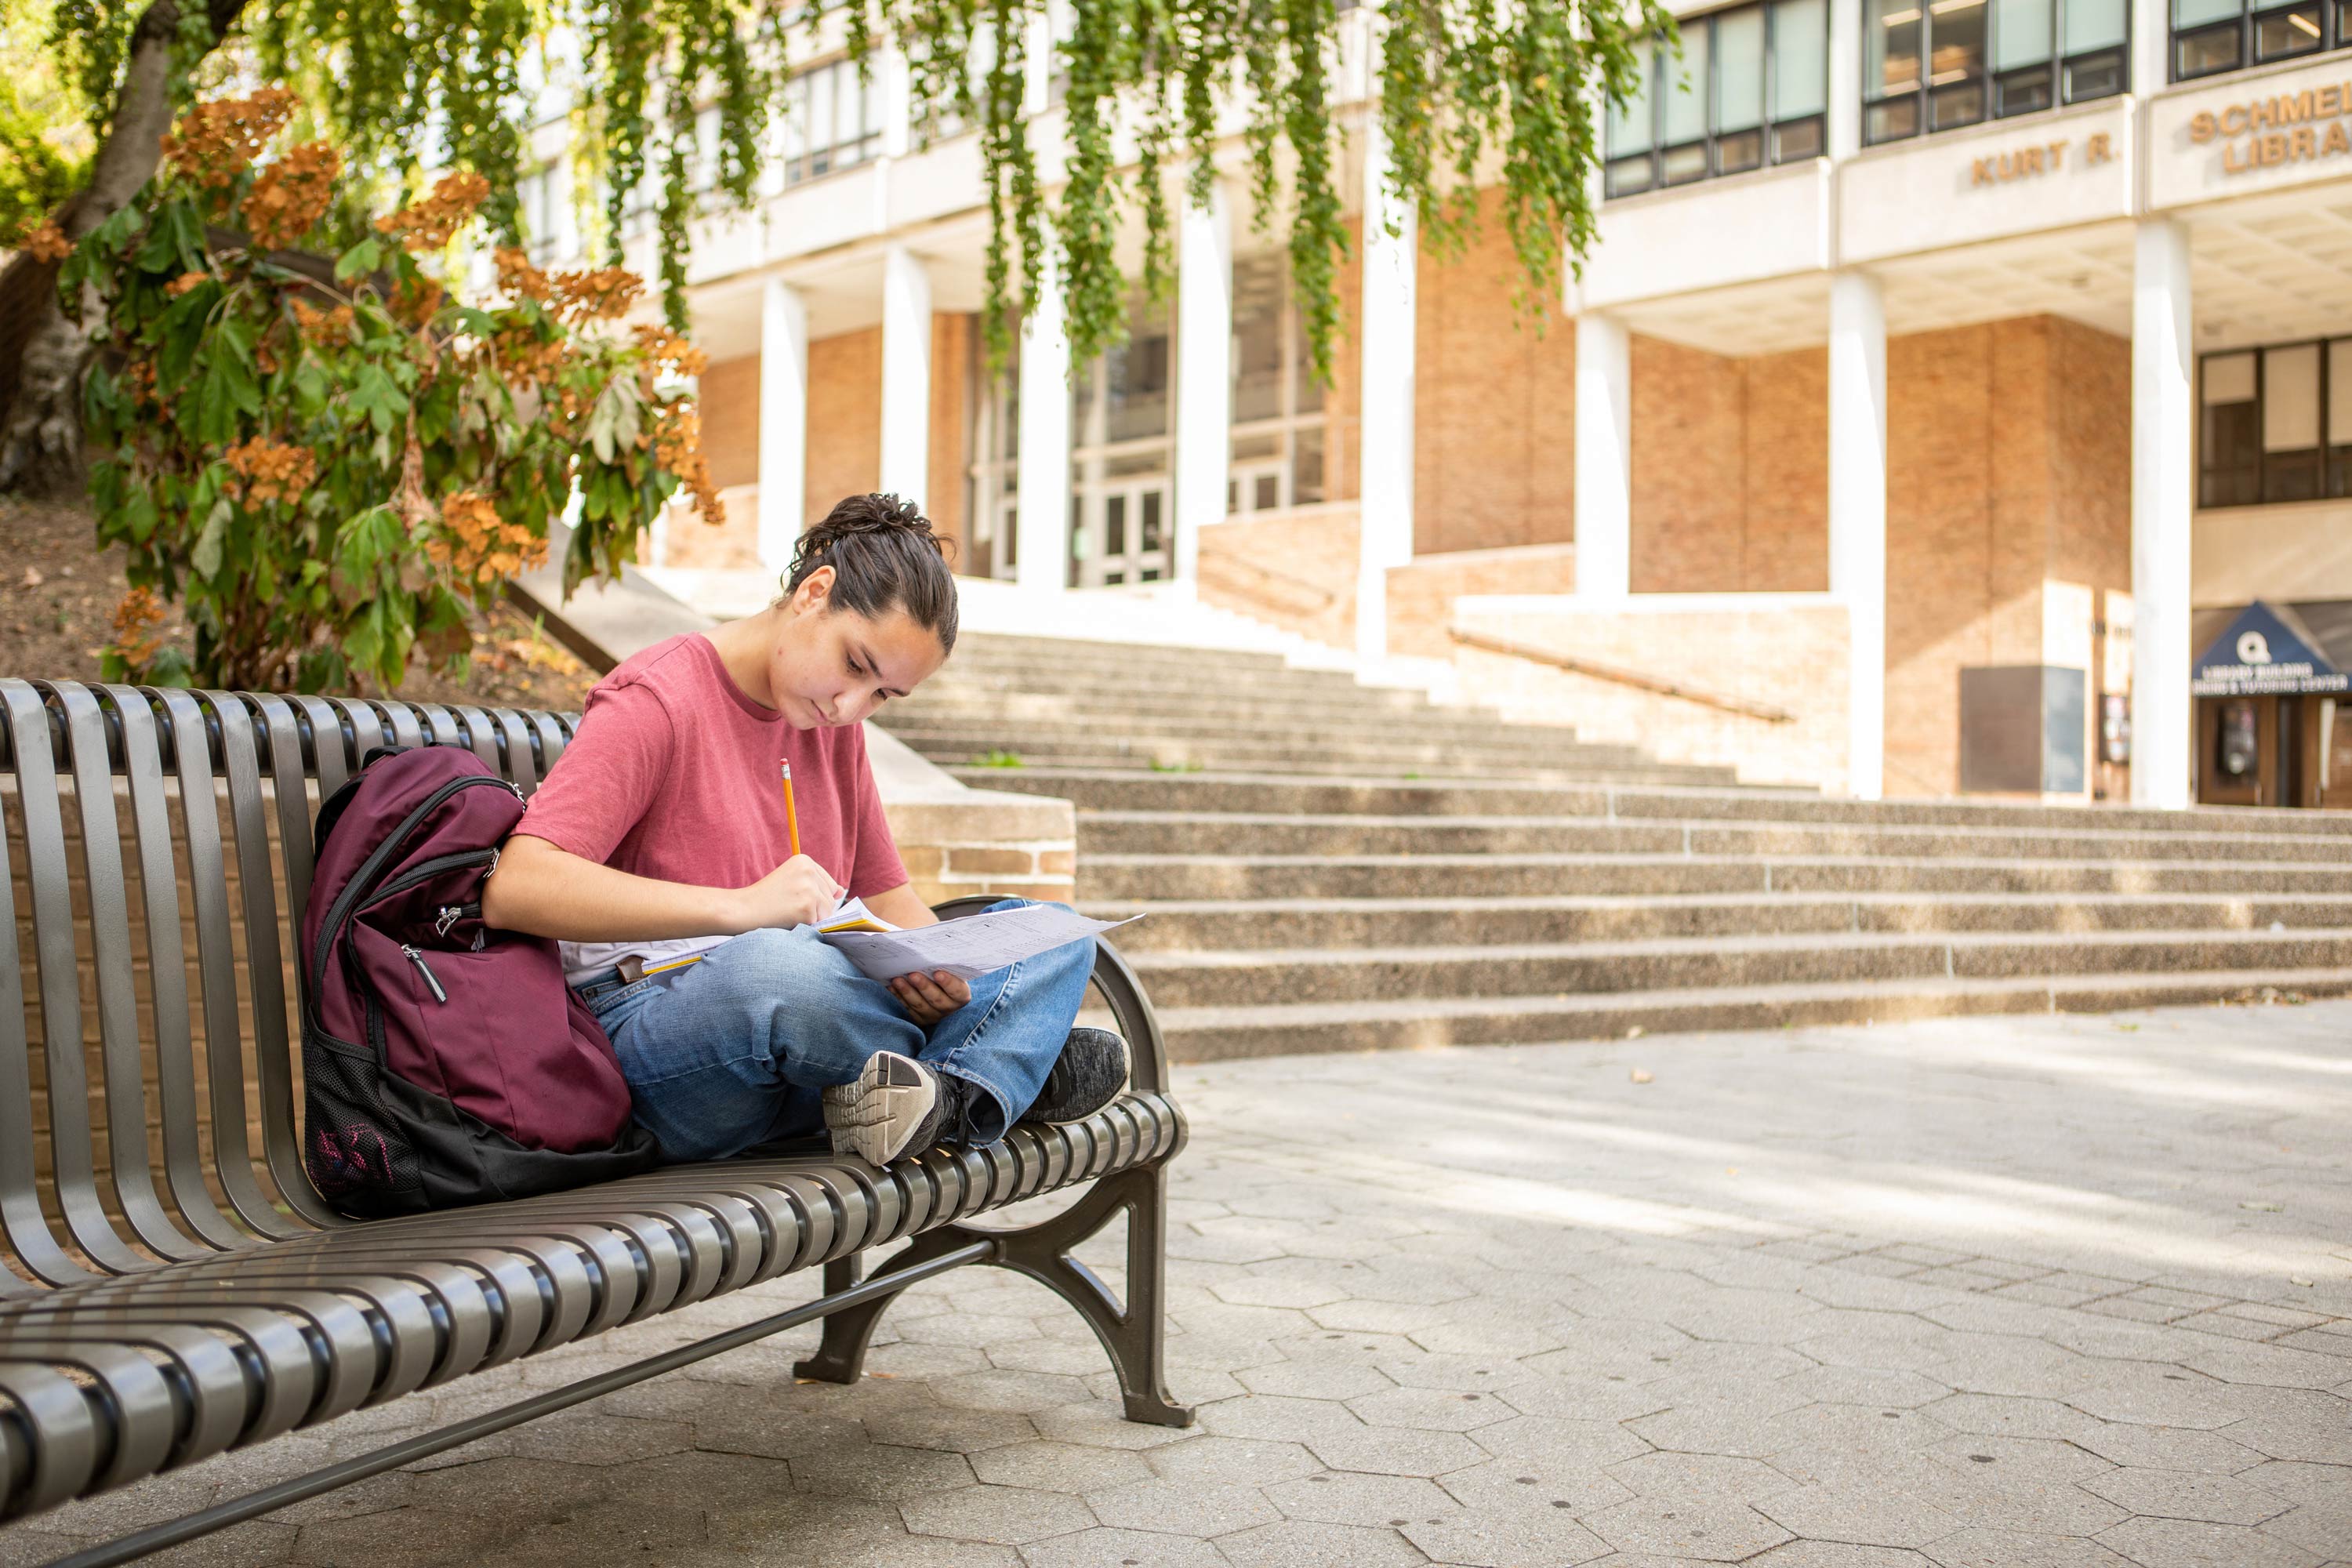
[{"xmin": 301, "ymin": 742, "xmax": 659, "ymax": 1216}]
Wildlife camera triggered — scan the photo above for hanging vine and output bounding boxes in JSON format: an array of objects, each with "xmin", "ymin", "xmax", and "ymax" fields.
[{"xmin": 14, "ymin": 0, "xmax": 1671, "ymax": 495}]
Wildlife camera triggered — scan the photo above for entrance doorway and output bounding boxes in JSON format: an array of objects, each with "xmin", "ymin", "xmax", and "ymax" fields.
[
  {"xmin": 1073, "ymin": 480, "xmax": 1171, "ymax": 586},
  {"xmin": 2198, "ymin": 695, "xmax": 2352, "ymax": 808}
]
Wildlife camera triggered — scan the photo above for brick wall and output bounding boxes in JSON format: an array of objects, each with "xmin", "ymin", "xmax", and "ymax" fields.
[
  {"xmin": 1628, "ymin": 337, "xmax": 1829, "ymax": 593},
  {"xmin": 808, "ymin": 326, "xmax": 884, "ymax": 521},
  {"xmin": 881, "ymin": 793, "xmax": 1076, "ymax": 907},
  {"xmin": 929, "ymin": 313, "xmax": 975, "ymax": 561},
  {"xmin": 1196, "ymin": 507, "xmax": 1361, "ymax": 648},
  {"xmin": 1880, "ymin": 315, "xmax": 2131, "ymax": 795},
  {"xmin": 1610, "ymin": 314, "xmax": 2129, "ymax": 795},
  {"xmin": 1450, "ymin": 599, "xmax": 1853, "ymax": 791},
  {"xmin": 1413, "ymin": 189, "xmax": 1577, "ymax": 555},
  {"xmin": 1387, "ymin": 543, "xmax": 1579, "ymax": 659},
  {"xmin": 701, "ymin": 352, "xmax": 761, "ymax": 491}
]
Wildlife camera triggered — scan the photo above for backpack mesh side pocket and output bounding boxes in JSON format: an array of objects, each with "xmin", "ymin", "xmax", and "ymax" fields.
[{"xmin": 301, "ymin": 1027, "xmax": 423, "ymax": 1207}]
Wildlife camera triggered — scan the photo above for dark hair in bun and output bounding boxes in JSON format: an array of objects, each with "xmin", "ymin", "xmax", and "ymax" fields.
[{"xmin": 786, "ymin": 493, "xmax": 959, "ymax": 655}]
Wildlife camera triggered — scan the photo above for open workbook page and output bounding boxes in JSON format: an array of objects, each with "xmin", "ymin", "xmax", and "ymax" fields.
[{"xmin": 817, "ymin": 903, "xmax": 1142, "ymax": 982}]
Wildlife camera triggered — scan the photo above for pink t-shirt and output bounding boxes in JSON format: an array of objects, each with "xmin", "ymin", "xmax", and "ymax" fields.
[{"xmin": 515, "ymin": 632, "xmax": 908, "ymax": 981}]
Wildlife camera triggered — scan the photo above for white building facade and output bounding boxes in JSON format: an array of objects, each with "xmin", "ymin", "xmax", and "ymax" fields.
[{"xmin": 515, "ymin": 0, "xmax": 2352, "ymax": 807}]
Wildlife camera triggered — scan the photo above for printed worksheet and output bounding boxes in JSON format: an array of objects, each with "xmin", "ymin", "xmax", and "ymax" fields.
[{"xmin": 818, "ymin": 903, "xmax": 1142, "ymax": 982}]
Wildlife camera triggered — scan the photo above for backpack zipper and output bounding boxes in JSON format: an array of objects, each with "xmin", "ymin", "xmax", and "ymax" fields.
[{"xmin": 400, "ymin": 945, "xmax": 449, "ymax": 1003}]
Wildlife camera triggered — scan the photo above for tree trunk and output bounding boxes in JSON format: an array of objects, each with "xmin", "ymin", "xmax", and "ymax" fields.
[{"xmin": 0, "ymin": 0, "xmax": 187, "ymax": 498}]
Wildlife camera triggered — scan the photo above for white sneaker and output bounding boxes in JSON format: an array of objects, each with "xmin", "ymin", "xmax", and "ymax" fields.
[{"xmin": 822, "ymin": 1051, "xmax": 944, "ymax": 1165}]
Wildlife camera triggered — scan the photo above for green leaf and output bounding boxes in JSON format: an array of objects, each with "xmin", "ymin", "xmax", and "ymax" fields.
[
  {"xmin": 334, "ymin": 238, "xmax": 383, "ymax": 282},
  {"xmin": 190, "ymin": 499, "xmax": 231, "ymax": 582},
  {"xmin": 349, "ymin": 364, "xmax": 407, "ymax": 435},
  {"xmin": 583, "ymin": 375, "xmax": 642, "ymax": 465}
]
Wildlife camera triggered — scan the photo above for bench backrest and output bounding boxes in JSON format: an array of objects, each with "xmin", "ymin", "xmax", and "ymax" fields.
[{"xmin": 0, "ymin": 680, "xmax": 575, "ymax": 1293}]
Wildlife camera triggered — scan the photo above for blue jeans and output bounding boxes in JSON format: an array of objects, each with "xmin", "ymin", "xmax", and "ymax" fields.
[{"xmin": 576, "ymin": 898, "xmax": 1095, "ymax": 1163}]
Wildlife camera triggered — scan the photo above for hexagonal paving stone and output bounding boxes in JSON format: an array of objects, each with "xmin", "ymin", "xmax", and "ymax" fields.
[
  {"xmin": 1015, "ymin": 1526, "xmax": 1236, "ymax": 1568},
  {"xmin": 1607, "ymin": 1450, "xmax": 1803, "ymax": 1504},
  {"xmin": 929, "ymin": 1371, "xmax": 1096, "ymax": 1415},
  {"xmin": 1263, "ymin": 1470, "xmax": 1456, "ymax": 1526},
  {"xmin": 1582, "ymin": 1494, "xmax": 1797, "ymax": 1562},
  {"xmin": 1030, "ymin": 1402, "xmax": 1201, "ymax": 1452},
  {"xmin": 2263, "ymin": 1500, "xmax": 2352, "ymax": 1557},
  {"xmin": 1400, "ymin": 1504, "xmax": 1613, "ymax": 1567},
  {"xmin": 1344, "ymin": 1385, "xmax": 1516, "ymax": 1433},
  {"xmin": 789, "ymin": 1441, "xmax": 981, "ymax": 1501},
  {"xmin": 1756, "ymin": 1483, "xmax": 1961, "ymax": 1548},
  {"xmin": 1083, "ymin": 1479, "xmax": 1281, "ymax": 1537},
  {"xmin": 1304, "ymin": 1423, "xmax": 1488, "ymax": 1478},
  {"xmin": 968, "ymin": 1441, "xmax": 1153, "ymax": 1494},
  {"xmin": 897, "ymin": 1483, "xmax": 1094, "ymax": 1544},
  {"xmin": 1234, "ymin": 1359, "xmax": 1396, "ymax": 1401},
  {"xmin": 1439, "ymin": 1459, "xmax": 1635, "ymax": 1518},
  {"xmin": 2093, "ymin": 1515, "xmax": 2324, "ymax": 1568},
  {"xmin": 1920, "ymin": 1525, "xmax": 2137, "ymax": 1567},
  {"xmin": 1748, "ymin": 1544, "xmax": 1940, "ymax": 1567},
  {"xmin": 1196, "ymin": 1393, "xmax": 1363, "ymax": 1444},
  {"xmin": 1145, "ymin": 1436, "xmax": 1322, "ymax": 1489},
  {"xmin": 1214, "ymin": 1519, "xmax": 1430, "ymax": 1567},
  {"xmin": 2082, "ymin": 1467, "xmax": 2292, "ymax": 1525},
  {"xmin": 861, "ymin": 1406, "xmax": 1041, "ymax": 1454},
  {"xmin": 1471, "ymin": 1415, "xmax": 1650, "ymax": 1472}
]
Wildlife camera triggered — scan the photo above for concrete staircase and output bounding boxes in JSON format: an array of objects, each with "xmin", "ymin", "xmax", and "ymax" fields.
[
  {"xmin": 884, "ymin": 633, "xmax": 2352, "ymax": 1062},
  {"xmin": 888, "ymin": 633, "xmax": 1740, "ymax": 786}
]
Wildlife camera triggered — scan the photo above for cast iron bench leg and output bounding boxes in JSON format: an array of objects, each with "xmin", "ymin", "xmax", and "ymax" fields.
[{"xmin": 796, "ymin": 1160, "xmax": 1194, "ymax": 1427}]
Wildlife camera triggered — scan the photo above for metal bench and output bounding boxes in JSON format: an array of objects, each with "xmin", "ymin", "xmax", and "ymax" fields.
[{"xmin": 0, "ymin": 679, "xmax": 1192, "ymax": 1566}]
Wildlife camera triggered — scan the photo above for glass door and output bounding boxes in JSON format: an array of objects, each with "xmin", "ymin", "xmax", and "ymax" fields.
[{"xmin": 1073, "ymin": 479, "xmax": 1171, "ymax": 586}]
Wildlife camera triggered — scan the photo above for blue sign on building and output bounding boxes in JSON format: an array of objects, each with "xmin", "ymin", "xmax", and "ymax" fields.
[{"xmin": 2190, "ymin": 601, "xmax": 2352, "ymax": 698}]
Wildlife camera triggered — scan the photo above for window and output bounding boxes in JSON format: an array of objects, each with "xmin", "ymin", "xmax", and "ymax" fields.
[
  {"xmin": 910, "ymin": 31, "xmax": 992, "ymax": 147},
  {"xmin": 1227, "ymin": 253, "xmax": 1330, "ymax": 512},
  {"xmin": 971, "ymin": 292, "xmax": 1180, "ymax": 586},
  {"xmin": 1606, "ymin": 0, "xmax": 1827, "ymax": 197},
  {"xmin": 2172, "ymin": 0, "xmax": 2348, "ymax": 78},
  {"xmin": 688, "ymin": 106, "xmax": 723, "ymax": 194},
  {"xmin": 778, "ymin": 58, "xmax": 886, "ymax": 187},
  {"xmin": 2199, "ymin": 339, "xmax": 2352, "ymax": 508},
  {"xmin": 1866, "ymin": 0, "xmax": 2123, "ymax": 141},
  {"xmin": 518, "ymin": 161, "xmax": 566, "ymax": 263}
]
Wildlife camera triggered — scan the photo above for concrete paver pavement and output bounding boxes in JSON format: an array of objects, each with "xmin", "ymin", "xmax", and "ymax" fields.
[{"xmin": 5, "ymin": 998, "xmax": 2348, "ymax": 1566}]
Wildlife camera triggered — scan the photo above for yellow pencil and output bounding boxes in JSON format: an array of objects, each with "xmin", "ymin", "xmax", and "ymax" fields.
[{"xmin": 780, "ymin": 760, "xmax": 801, "ymax": 857}]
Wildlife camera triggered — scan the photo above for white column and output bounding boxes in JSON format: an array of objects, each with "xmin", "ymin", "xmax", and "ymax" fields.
[
  {"xmin": 880, "ymin": 245, "xmax": 934, "ymax": 514},
  {"xmin": 1015, "ymin": 240, "xmax": 1072, "ymax": 592},
  {"xmin": 1173, "ymin": 186, "xmax": 1233, "ymax": 593},
  {"xmin": 1574, "ymin": 312, "xmax": 1632, "ymax": 600},
  {"xmin": 878, "ymin": 46, "xmax": 913, "ymax": 160},
  {"xmin": 757, "ymin": 275, "xmax": 809, "ymax": 575},
  {"xmin": 2132, "ymin": 217, "xmax": 2194, "ymax": 810},
  {"xmin": 2131, "ymin": 0, "xmax": 2170, "ymax": 110},
  {"xmin": 1828, "ymin": 270, "xmax": 1888, "ymax": 801},
  {"xmin": 1828, "ymin": 0, "xmax": 1863, "ymax": 161},
  {"xmin": 1356, "ymin": 125, "xmax": 1417, "ymax": 666}
]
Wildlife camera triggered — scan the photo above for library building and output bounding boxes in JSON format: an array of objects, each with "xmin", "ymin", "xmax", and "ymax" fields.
[{"xmin": 507, "ymin": 0, "xmax": 2352, "ymax": 808}]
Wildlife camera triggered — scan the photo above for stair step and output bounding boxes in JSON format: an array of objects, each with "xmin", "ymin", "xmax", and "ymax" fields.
[
  {"xmin": 1116, "ymin": 927, "xmax": 2352, "ymax": 1007},
  {"xmin": 1081, "ymin": 891, "xmax": 2352, "ymax": 949},
  {"xmin": 1076, "ymin": 810, "xmax": 2352, "ymax": 863},
  {"xmin": 1140, "ymin": 967, "xmax": 2352, "ymax": 1060},
  {"xmin": 955, "ymin": 767, "xmax": 2352, "ymax": 833},
  {"xmin": 946, "ymin": 753, "xmax": 1736, "ymax": 786},
  {"xmin": 1077, "ymin": 851, "xmax": 2352, "ymax": 900},
  {"xmin": 888, "ymin": 720, "xmax": 1632, "ymax": 760}
]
